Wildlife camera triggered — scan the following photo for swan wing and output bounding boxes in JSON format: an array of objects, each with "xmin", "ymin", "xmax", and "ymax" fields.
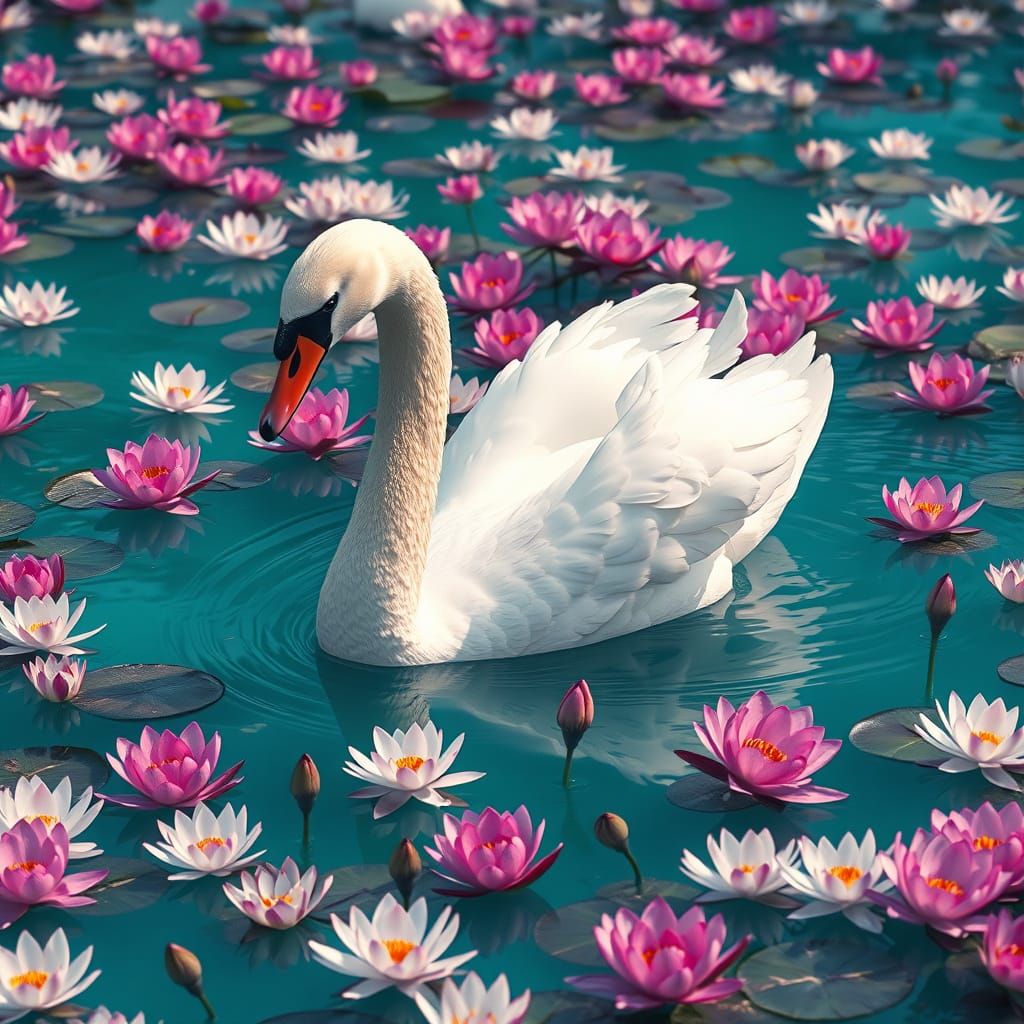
[{"xmin": 418, "ymin": 286, "xmax": 833, "ymax": 662}]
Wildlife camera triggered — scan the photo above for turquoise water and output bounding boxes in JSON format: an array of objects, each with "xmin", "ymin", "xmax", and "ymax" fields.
[{"xmin": 1, "ymin": 0, "xmax": 1024, "ymax": 1020}]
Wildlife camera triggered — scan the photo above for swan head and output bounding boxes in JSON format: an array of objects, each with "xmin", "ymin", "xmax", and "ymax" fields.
[{"xmin": 259, "ymin": 219, "xmax": 428, "ymax": 440}]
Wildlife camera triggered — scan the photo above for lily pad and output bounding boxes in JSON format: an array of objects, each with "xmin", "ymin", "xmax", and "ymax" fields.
[
  {"xmin": 0, "ymin": 746, "xmax": 109, "ymax": 797},
  {"xmin": 44, "ymin": 470, "xmax": 109, "ymax": 510},
  {"xmin": 970, "ymin": 472, "xmax": 1024, "ymax": 509},
  {"xmin": 848, "ymin": 707, "xmax": 944, "ymax": 766},
  {"xmin": 228, "ymin": 113, "xmax": 293, "ymax": 136},
  {"xmin": 150, "ymin": 297, "xmax": 251, "ymax": 327},
  {"xmin": 259, "ymin": 1014, "xmax": 388, "ymax": 1024},
  {"xmin": 956, "ymin": 137, "xmax": 1024, "ymax": 161},
  {"xmin": 853, "ymin": 172, "xmax": 934, "ymax": 196},
  {"xmin": 699, "ymin": 154, "xmax": 776, "ymax": 178},
  {"xmin": 73, "ymin": 664, "xmax": 224, "ymax": 720},
  {"xmin": 48, "ymin": 216, "xmax": 137, "ymax": 239},
  {"xmin": 781, "ymin": 247, "xmax": 868, "ymax": 275},
  {"xmin": 0, "ymin": 500, "xmax": 34, "ymax": 539},
  {"xmin": 198, "ymin": 461, "xmax": 270, "ymax": 491},
  {"xmin": 968, "ymin": 325, "xmax": 1024, "ymax": 362},
  {"xmin": 26, "ymin": 380, "xmax": 104, "ymax": 412},
  {"xmin": 0, "ymin": 536, "xmax": 124, "ymax": 579},
  {"xmin": 365, "ymin": 114, "xmax": 435, "ymax": 134},
  {"xmin": 846, "ymin": 381, "xmax": 913, "ymax": 410},
  {"xmin": 666, "ymin": 771, "xmax": 759, "ymax": 813},
  {"xmin": 595, "ymin": 119, "xmax": 691, "ymax": 143},
  {"xmin": 194, "ymin": 78, "xmax": 266, "ymax": 99},
  {"xmin": 740, "ymin": 939, "xmax": 915, "ymax": 1020},
  {"xmin": 230, "ymin": 362, "xmax": 278, "ymax": 393},
  {"xmin": 380, "ymin": 158, "xmax": 446, "ymax": 179},
  {"xmin": 221, "ymin": 326, "xmax": 275, "ymax": 352},
  {"xmin": 525, "ymin": 992, "xmax": 617, "ymax": 1024},
  {"xmin": 75, "ymin": 857, "xmax": 170, "ymax": 916},
  {"xmin": 363, "ymin": 78, "xmax": 451, "ymax": 106},
  {"xmin": 998, "ymin": 656, "xmax": 1024, "ymax": 687},
  {"xmin": 0, "ymin": 234, "xmax": 75, "ymax": 264}
]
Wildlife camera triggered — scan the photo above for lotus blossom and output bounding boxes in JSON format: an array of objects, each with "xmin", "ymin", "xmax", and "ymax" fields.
[
  {"xmin": 796, "ymin": 138, "xmax": 853, "ymax": 171},
  {"xmin": 895, "ymin": 353, "xmax": 992, "ymax": 415},
  {"xmin": 0, "ymin": 125, "xmax": 69, "ymax": 170},
  {"xmin": 0, "ymin": 929, "xmax": 99, "ymax": 1016},
  {"xmin": 343, "ymin": 721, "xmax": 485, "ymax": 819},
  {"xmin": 465, "ymin": 308, "xmax": 544, "ymax": 368},
  {"xmin": 93, "ymin": 89, "xmax": 145, "ymax": 116},
  {"xmin": 1010, "ymin": 356, "xmax": 1024, "ymax": 399},
  {"xmin": 45, "ymin": 146, "xmax": 120, "ymax": 183},
  {"xmin": 77, "ymin": 30, "xmax": 135, "ymax": 61},
  {"xmin": 449, "ymin": 375, "xmax": 488, "ymax": 414},
  {"xmin": 611, "ymin": 47, "xmax": 665, "ymax": 86},
  {"xmin": 101, "ymin": 721, "xmax": 243, "ymax": 809},
  {"xmin": 198, "ymin": 211, "xmax": 288, "ymax": 260},
  {"xmin": 283, "ymin": 85, "xmax": 346, "ymax": 126},
  {"xmin": 0, "ymin": 594, "xmax": 105, "ymax": 657},
  {"xmin": 158, "ymin": 91, "xmax": 228, "ymax": 139},
  {"xmin": 439, "ymin": 141, "xmax": 499, "ymax": 173},
  {"xmin": 144, "ymin": 802, "xmax": 264, "ymax": 880},
  {"xmin": 567, "ymin": 898, "xmax": 749, "ymax": 1010},
  {"xmin": 502, "ymin": 192, "xmax": 583, "ymax": 250},
  {"xmin": 0, "ymin": 820, "xmax": 106, "ymax": 927},
  {"xmin": 575, "ymin": 211, "xmax": 663, "ymax": 269},
  {"xmin": 870, "ymin": 828, "xmax": 1013, "ymax": 936},
  {"xmin": 549, "ymin": 146, "xmax": 623, "ymax": 183},
  {"xmin": 136, "ymin": 211, "xmax": 192, "ymax": 252},
  {"xmin": 680, "ymin": 828, "xmax": 798, "ymax": 905},
  {"xmin": 248, "ymin": 387, "xmax": 371, "ymax": 459},
  {"xmin": 931, "ymin": 802, "xmax": 1024, "ymax": 888},
  {"xmin": 0, "ymin": 279, "xmax": 77, "ymax": 326},
  {"xmin": 93, "ymin": 435, "xmax": 219, "ymax": 515},
  {"xmin": 0, "ymin": 1, "xmax": 31, "ymax": 32},
  {"xmin": 405, "ymin": 225, "xmax": 451, "ymax": 263},
  {"xmin": 548, "ymin": 12, "xmax": 604, "ymax": 40},
  {"xmin": 781, "ymin": 0, "xmax": 836, "ymax": 24},
  {"xmin": 942, "ymin": 7, "xmax": 992, "ymax": 35},
  {"xmin": 661, "ymin": 73, "xmax": 726, "ymax": 110},
  {"xmin": 155, "ymin": 142, "xmax": 225, "ymax": 187},
  {"xmin": 980, "ymin": 910, "xmax": 1024, "ymax": 993},
  {"xmin": 930, "ymin": 185, "xmax": 1018, "ymax": 228},
  {"xmin": 415, "ymin": 973, "xmax": 530, "ymax": 1024},
  {"xmin": 0, "ymin": 98, "xmax": 61, "ymax": 130},
  {"xmin": 70, "ymin": 1007, "xmax": 144, "ymax": 1024},
  {"xmin": 0, "ymin": 554, "xmax": 64, "ymax": 605},
  {"xmin": 779, "ymin": 831, "xmax": 891, "ymax": 933},
  {"xmin": 145, "ymin": 35, "xmax": 209, "ymax": 77},
  {"xmin": 510, "ymin": 70, "xmax": 557, "ymax": 102},
  {"xmin": 431, "ymin": 44, "xmax": 496, "ymax": 84},
  {"xmin": 223, "ymin": 858, "xmax": 333, "ymax": 929},
  {"xmin": 449, "ymin": 253, "xmax": 533, "ymax": 313},
  {"xmin": 649, "ymin": 237, "xmax": 737, "ymax": 289},
  {"xmin": 0, "ymin": 384, "xmax": 42, "ymax": 437},
  {"xmin": 2, "ymin": 55, "xmax": 64, "ymax": 98},
  {"xmin": 987, "ymin": 561, "xmax": 1024, "ymax": 604},
  {"xmin": 392, "ymin": 11, "xmax": 445, "ymax": 40},
  {"xmin": 858, "ymin": 219, "xmax": 912, "ymax": 260},
  {"xmin": 741, "ymin": 310, "xmax": 807, "ymax": 359},
  {"xmin": 817, "ymin": 46, "xmax": 883, "ymax": 84},
  {"xmin": 998, "ymin": 268, "xmax": 1024, "ymax": 302},
  {"xmin": 433, "ymin": 13, "xmax": 498, "ymax": 50},
  {"xmin": 676, "ymin": 690, "xmax": 847, "ymax": 804},
  {"xmin": 869, "ymin": 476, "xmax": 982, "ymax": 543},
  {"xmin": 106, "ymin": 115, "xmax": 168, "ymax": 161},
  {"xmin": 297, "ymin": 131, "xmax": 369, "ymax": 165},
  {"xmin": 426, "ymin": 806, "xmax": 563, "ymax": 897},
  {"xmin": 869, "ymin": 129, "xmax": 932, "ymax": 161},
  {"xmin": 724, "ymin": 5, "xmax": 777, "ymax": 43},
  {"xmin": 808, "ymin": 202, "xmax": 872, "ymax": 240},
  {"xmin": 262, "ymin": 45, "xmax": 320, "ymax": 81},
  {"xmin": 852, "ymin": 298, "xmax": 942, "ymax": 351},
  {"xmin": 490, "ymin": 107, "xmax": 558, "ymax": 141},
  {"xmin": 787, "ymin": 80, "xmax": 820, "ymax": 109},
  {"xmin": 915, "ymin": 692, "xmax": 1024, "ymax": 789},
  {"xmin": 573, "ymin": 73, "xmax": 629, "ymax": 107},
  {"xmin": 664, "ymin": 33, "xmax": 724, "ymax": 67},
  {"xmin": 338, "ymin": 59, "xmax": 375, "ymax": 88},
  {"xmin": 729, "ymin": 64, "xmax": 791, "ymax": 97},
  {"xmin": 130, "ymin": 362, "xmax": 233, "ymax": 415},
  {"xmin": 437, "ymin": 174, "xmax": 482, "ymax": 205},
  {"xmin": 22, "ymin": 653, "xmax": 84, "ymax": 702},
  {"xmin": 753, "ymin": 269, "xmax": 837, "ymax": 324},
  {"xmin": 192, "ymin": 0, "xmax": 229, "ymax": 23},
  {"xmin": 915, "ymin": 275, "xmax": 984, "ymax": 309},
  {"xmin": 135, "ymin": 17, "xmax": 180, "ymax": 38},
  {"xmin": 309, "ymin": 893, "xmax": 476, "ymax": 999},
  {"xmin": 0, "ymin": 777, "xmax": 102, "ymax": 860},
  {"xmin": 0, "ymin": 219, "xmax": 26, "ymax": 257}
]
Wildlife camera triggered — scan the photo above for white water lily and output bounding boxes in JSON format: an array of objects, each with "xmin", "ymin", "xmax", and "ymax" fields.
[
  {"xmin": 449, "ymin": 375, "xmax": 488, "ymax": 414},
  {"xmin": 679, "ymin": 828, "xmax": 798, "ymax": 905},
  {"xmin": 807, "ymin": 202, "xmax": 872, "ymax": 239},
  {"xmin": 0, "ymin": 594, "xmax": 105, "ymax": 657},
  {"xmin": 296, "ymin": 131, "xmax": 370, "ymax": 165},
  {"xmin": 997, "ymin": 267, "xmax": 1024, "ymax": 302},
  {"xmin": 309, "ymin": 893, "xmax": 476, "ymax": 999},
  {"xmin": 930, "ymin": 185, "xmax": 1018, "ymax": 228},
  {"xmin": 986, "ymin": 561, "xmax": 1024, "ymax": 604},
  {"xmin": 915, "ymin": 692, "xmax": 1024, "ymax": 790},
  {"xmin": 869, "ymin": 128, "xmax": 932, "ymax": 161},
  {"xmin": 729, "ymin": 64, "xmax": 791, "ymax": 97},
  {"xmin": 70, "ymin": 1009, "xmax": 144, "ymax": 1024},
  {"xmin": 76, "ymin": 30, "xmax": 136, "ymax": 60},
  {"xmin": 344, "ymin": 721, "xmax": 485, "ymax": 819},
  {"xmin": 915, "ymin": 274, "xmax": 984, "ymax": 309},
  {"xmin": 268, "ymin": 25, "xmax": 320, "ymax": 45},
  {"xmin": 342, "ymin": 179, "xmax": 409, "ymax": 220},
  {"xmin": 940, "ymin": 6, "xmax": 991, "ymax": 35},
  {"xmin": 92, "ymin": 89, "xmax": 145, "ymax": 116},
  {"xmin": 582, "ymin": 193, "xmax": 649, "ymax": 217},
  {"xmin": 438, "ymin": 141, "xmax": 500, "ymax": 172},
  {"xmin": 547, "ymin": 12, "xmax": 604, "ymax": 39},
  {"xmin": 548, "ymin": 145, "xmax": 623, "ymax": 183},
  {"xmin": 781, "ymin": 0, "xmax": 836, "ymax": 23},
  {"xmin": 1009, "ymin": 355, "xmax": 1024, "ymax": 398},
  {"xmin": 133, "ymin": 17, "xmax": 179, "ymax": 38},
  {"xmin": 198, "ymin": 212, "xmax": 288, "ymax": 261},
  {"xmin": 23, "ymin": 654, "xmax": 85, "ymax": 703},
  {"xmin": 0, "ymin": 776, "xmax": 103, "ymax": 860},
  {"xmin": 0, "ymin": 1, "xmax": 31, "ymax": 32},
  {"xmin": 286, "ymin": 177, "xmax": 350, "ymax": 222},
  {"xmin": 0, "ymin": 97, "xmax": 61, "ymax": 130},
  {"xmin": 46, "ymin": 146, "xmax": 121, "ymax": 184},
  {"xmin": 786, "ymin": 80, "xmax": 819, "ymax": 109},
  {"xmin": 490, "ymin": 107, "xmax": 559, "ymax": 141},
  {"xmin": 0, "ymin": 282, "xmax": 79, "ymax": 327},
  {"xmin": 796, "ymin": 138, "xmax": 854, "ymax": 171},
  {"xmin": 392, "ymin": 10, "xmax": 446, "ymax": 40},
  {"xmin": 877, "ymin": 0, "xmax": 914, "ymax": 9},
  {"xmin": 223, "ymin": 857, "xmax": 333, "ymax": 929},
  {"xmin": 130, "ymin": 362, "xmax": 233, "ymax": 415},
  {"xmin": 415, "ymin": 972, "xmax": 530, "ymax": 1024},
  {"xmin": 779, "ymin": 831, "xmax": 890, "ymax": 933},
  {"xmin": 0, "ymin": 930, "xmax": 99, "ymax": 1018},
  {"xmin": 144, "ymin": 802, "xmax": 264, "ymax": 880}
]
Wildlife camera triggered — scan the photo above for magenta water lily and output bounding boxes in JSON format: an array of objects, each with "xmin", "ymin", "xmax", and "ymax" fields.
[{"xmin": 869, "ymin": 476, "xmax": 983, "ymax": 543}]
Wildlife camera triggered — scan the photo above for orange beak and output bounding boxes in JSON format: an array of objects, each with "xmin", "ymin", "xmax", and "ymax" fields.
[{"xmin": 258, "ymin": 334, "xmax": 327, "ymax": 440}]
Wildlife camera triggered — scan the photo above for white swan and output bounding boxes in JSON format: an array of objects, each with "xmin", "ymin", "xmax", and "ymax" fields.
[{"xmin": 258, "ymin": 220, "xmax": 834, "ymax": 667}]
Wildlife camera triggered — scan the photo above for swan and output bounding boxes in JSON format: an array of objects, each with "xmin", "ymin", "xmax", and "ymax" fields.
[{"xmin": 258, "ymin": 219, "xmax": 834, "ymax": 667}]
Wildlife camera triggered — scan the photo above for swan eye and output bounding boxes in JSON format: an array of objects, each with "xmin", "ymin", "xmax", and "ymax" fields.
[{"xmin": 321, "ymin": 294, "xmax": 338, "ymax": 313}]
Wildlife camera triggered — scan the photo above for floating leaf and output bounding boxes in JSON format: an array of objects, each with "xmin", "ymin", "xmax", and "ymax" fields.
[
  {"xmin": 48, "ymin": 216, "xmax": 137, "ymax": 239},
  {"xmin": 0, "ymin": 500, "xmax": 34, "ymax": 539},
  {"xmin": 956, "ymin": 137, "xmax": 1024, "ymax": 161},
  {"xmin": 998, "ymin": 656, "xmax": 1024, "ymax": 687},
  {"xmin": 848, "ymin": 707, "xmax": 944, "ymax": 766},
  {"xmin": 75, "ymin": 857, "xmax": 170, "ymax": 916},
  {"xmin": 0, "ymin": 746, "xmax": 109, "ymax": 797},
  {"xmin": 259, "ymin": 1013, "xmax": 388, "ymax": 1024},
  {"xmin": 595, "ymin": 119, "xmax": 690, "ymax": 143},
  {"xmin": 363, "ymin": 78, "xmax": 451, "ymax": 106},
  {"xmin": 666, "ymin": 771, "xmax": 759, "ymax": 812},
  {"xmin": 994, "ymin": 178, "xmax": 1024, "ymax": 197},
  {"xmin": 846, "ymin": 381, "xmax": 913, "ymax": 410},
  {"xmin": 968, "ymin": 324, "xmax": 1024, "ymax": 362},
  {"xmin": 0, "ymin": 536, "xmax": 124, "ymax": 579},
  {"xmin": 740, "ymin": 940, "xmax": 915, "ymax": 1020},
  {"xmin": 0, "ymin": 234, "xmax": 75, "ymax": 264},
  {"xmin": 44, "ymin": 470, "xmax": 108, "ymax": 510},
  {"xmin": 970, "ymin": 472, "xmax": 1024, "ymax": 509},
  {"xmin": 26, "ymin": 380, "xmax": 103, "ymax": 412},
  {"xmin": 524, "ymin": 992, "xmax": 616, "ymax": 1024},
  {"xmin": 194, "ymin": 78, "xmax": 266, "ymax": 99},
  {"xmin": 380, "ymin": 157, "xmax": 445, "ymax": 179},
  {"xmin": 365, "ymin": 114, "xmax": 435, "ymax": 134},
  {"xmin": 781, "ymin": 247, "xmax": 868, "ymax": 275},
  {"xmin": 699, "ymin": 154, "xmax": 776, "ymax": 178},
  {"xmin": 150, "ymin": 297, "xmax": 251, "ymax": 327},
  {"xmin": 228, "ymin": 113, "xmax": 293, "ymax": 136},
  {"xmin": 221, "ymin": 326, "xmax": 275, "ymax": 352},
  {"xmin": 231, "ymin": 362, "xmax": 278, "ymax": 393},
  {"xmin": 853, "ymin": 172, "xmax": 934, "ymax": 196},
  {"xmin": 73, "ymin": 664, "xmax": 224, "ymax": 720},
  {"xmin": 199, "ymin": 461, "xmax": 270, "ymax": 491}
]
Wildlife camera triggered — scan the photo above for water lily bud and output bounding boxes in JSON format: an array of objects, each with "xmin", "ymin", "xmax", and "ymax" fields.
[
  {"xmin": 557, "ymin": 679, "xmax": 594, "ymax": 752},
  {"xmin": 389, "ymin": 838, "xmax": 422, "ymax": 908},
  {"xmin": 290, "ymin": 753, "xmax": 320, "ymax": 816},
  {"xmin": 936, "ymin": 58, "xmax": 959, "ymax": 83},
  {"xmin": 925, "ymin": 574, "xmax": 956, "ymax": 637},
  {"xmin": 594, "ymin": 812, "xmax": 630, "ymax": 854},
  {"xmin": 165, "ymin": 943, "xmax": 203, "ymax": 994}
]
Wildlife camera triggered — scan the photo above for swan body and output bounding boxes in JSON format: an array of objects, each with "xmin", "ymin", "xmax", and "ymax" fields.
[{"xmin": 266, "ymin": 220, "xmax": 833, "ymax": 667}]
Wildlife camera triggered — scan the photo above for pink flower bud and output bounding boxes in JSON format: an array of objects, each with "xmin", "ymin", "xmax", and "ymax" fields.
[{"xmin": 557, "ymin": 679, "xmax": 594, "ymax": 752}]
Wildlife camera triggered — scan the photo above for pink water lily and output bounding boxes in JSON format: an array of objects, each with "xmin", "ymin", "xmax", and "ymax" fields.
[
  {"xmin": 740, "ymin": 309, "xmax": 806, "ymax": 359},
  {"xmin": 0, "ymin": 125, "xmax": 72, "ymax": 171},
  {"xmin": 283, "ymin": 85, "xmax": 346, "ymax": 127},
  {"xmin": 448, "ymin": 252, "xmax": 533, "ymax": 314},
  {"xmin": 158, "ymin": 91, "xmax": 228, "ymax": 140},
  {"xmin": 145, "ymin": 35, "xmax": 209, "ymax": 77},
  {"xmin": 101, "ymin": 721, "xmax": 243, "ymax": 809},
  {"xmin": 262, "ymin": 45, "xmax": 320, "ymax": 81},
  {"xmin": 405, "ymin": 225, "xmax": 450, "ymax": 263},
  {"xmin": 931, "ymin": 802, "xmax": 1024, "ymax": 890},
  {"xmin": 980, "ymin": 910, "xmax": 1024, "ymax": 993},
  {"xmin": 502, "ymin": 192, "xmax": 584, "ymax": 250},
  {"xmin": 895, "ymin": 352, "xmax": 993, "ymax": 415},
  {"xmin": 660, "ymin": 73, "xmax": 726, "ymax": 111},
  {"xmin": 650, "ymin": 237, "xmax": 738, "ymax": 289},
  {"xmin": 573, "ymin": 73, "xmax": 629, "ymax": 107},
  {"xmin": 0, "ymin": 553, "xmax": 64, "ymax": 604},
  {"xmin": 225, "ymin": 166, "xmax": 283, "ymax": 206},
  {"xmin": 2, "ymin": 55, "xmax": 64, "ymax": 98},
  {"xmin": 464, "ymin": 307, "xmax": 544, "ymax": 368},
  {"xmin": 156, "ymin": 142, "xmax": 225, "ymax": 188},
  {"xmin": 724, "ymin": 5, "xmax": 777, "ymax": 43},
  {"xmin": 752, "ymin": 269, "xmax": 838, "ymax": 324},
  {"xmin": 426, "ymin": 806, "xmax": 563, "ymax": 897},
  {"xmin": 852, "ymin": 298, "xmax": 943, "ymax": 351},
  {"xmin": 0, "ymin": 384, "xmax": 42, "ymax": 436},
  {"xmin": 676, "ymin": 690, "xmax": 847, "ymax": 805},
  {"xmin": 93, "ymin": 435, "xmax": 219, "ymax": 516},
  {"xmin": 567, "ymin": 899, "xmax": 749, "ymax": 1010},
  {"xmin": 817, "ymin": 46, "xmax": 883, "ymax": 84},
  {"xmin": 106, "ymin": 115, "xmax": 168, "ymax": 161},
  {"xmin": 136, "ymin": 210, "xmax": 192, "ymax": 252},
  {"xmin": 868, "ymin": 475, "xmax": 983, "ymax": 543},
  {"xmin": 247, "ymin": 387, "xmax": 371, "ymax": 460},
  {"xmin": 574, "ymin": 211, "xmax": 663, "ymax": 269}
]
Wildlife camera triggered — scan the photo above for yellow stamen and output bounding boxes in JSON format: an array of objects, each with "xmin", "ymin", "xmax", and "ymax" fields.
[
  {"xmin": 974, "ymin": 835, "xmax": 1002, "ymax": 851},
  {"xmin": 926, "ymin": 876, "xmax": 964, "ymax": 896},
  {"xmin": 25, "ymin": 815, "xmax": 57, "ymax": 827},
  {"xmin": 9, "ymin": 861, "xmax": 41, "ymax": 872},
  {"xmin": 141, "ymin": 465, "xmax": 170, "ymax": 480},
  {"xmin": 828, "ymin": 865, "xmax": 864, "ymax": 886},
  {"xmin": 382, "ymin": 939, "xmax": 416, "ymax": 963},
  {"xmin": 972, "ymin": 730, "xmax": 1004, "ymax": 745},
  {"xmin": 497, "ymin": 331, "xmax": 522, "ymax": 346},
  {"xmin": 9, "ymin": 971, "xmax": 48, "ymax": 989},
  {"xmin": 999, "ymin": 943, "xmax": 1024, "ymax": 959},
  {"xmin": 930, "ymin": 378, "xmax": 954, "ymax": 391},
  {"xmin": 394, "ymin": 755, "xmax": 424, "ymax": 771},
  {"xmin": 741, "ymin": 737, "xmax": 787, "ymax": 763},
  {"xmin": 261, "ymin": 894, "xmax": 294, "ymax": 908},
  {"xmin": 195, "ymin": 836, "xmax": 226, "ymax": 853},
  {"xmin": 167, "ymin": 386, "xmax": 192, "ymax": 400},
  {"xmin": 738, "ymin": 864, "xmax": 756, "ymax": 873},
  {"xmin": 27, "ymin": 620, "xmax": 53, "ymax": 633},
  {"xmin": 913, "ymin": 502, "xmax": 945, "ymax": 517}
]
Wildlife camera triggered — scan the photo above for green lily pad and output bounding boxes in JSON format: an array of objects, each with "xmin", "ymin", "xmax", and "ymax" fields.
[
  {"xmin": 0, "ymin": 536, "xmax": 124, "ymax": 580},
  {"xmin": 199, "ymin": 461, "xmax": 270, "ymax": 491},
  {"xmin": 194, "ymin": 78, "xmax": 266, "ymax": 99},
  {"xmin": 228, "ymin": 113, "xmax": 293, "ymax": 136},
  {"xmin": 26, "ymin": 380, "xmax": 104, "ymax": 413},
  {"xmin": 956, "ymin": 137, "xmax": 1024, "ymax": 161},
  {"xmin": 994, "ymin": 178, "xmax": 1024, "ymax": 197},
  {"xmin": 0, "ymin": 746, "xmax": 109, "ymax": 797},
  {"xmin": 526, "ymin": 992, "xmax": 619, "ymax": 1024},
  {"xmin": 363, "ymin": 79, "xmax": 451, "ymax": 106},
  {"xmin": 0, "ymin": 500, "xmax": 34, "ymax": 539},
  {"xmin": 75, "ymin": 857, "xmax": 170, "ymax": 916},
  {"xmin": 666, "ymin": 771, "xmax": 759, "ymax": 813},
  {"xmin": 998, "ymin": 656, "xmax": 1024, "ymax": 686},
  {"xmin": 380, "ymin": 158, "xmax": 446, "ymax": 179},
  {"xmin": 73, "ymin": 664, "xmax": 224, "ymax": 721},
  {"xmin": 968, "ymin": 325, "xmax": 1024, "ymax": 362},
  {"xmin": 230, "ymin": 362, "xmax": 278, "ymax": 393},
  {"xmin": 44, "ymin": 470, "xmax": 109, "ymax": 510},
  {"xmin": 595, "ymin": 119, "xmax": 691, "ymax": 143},
  {"xmin": 221, "ymin": 326, "xmax": 275, "ymax": 352},
  {"xmin": 259, "ymin": 1014, "xmax": 388, "ymax": 1024},
  {"xmin": 0, "ymin": 234, "xmax": 75, "ymax": 264},
  {"xmin": 853, "ymin": 172, "xmax": 934, "ymax": 196},
  {"xmin": 699, "ymin": 154, "xmax": 776, "ymax": 178},
  {"xmin": 740, "ymin": 940, "xmax": 915, "ymax": 1020},
  {"xmin": 365, "ymin": 114, "xmax": 435, "ymax": 134},
  {"xmin": 848, "ymin": 707, "xmax": 944, "ymax": 766},
  {"xmin": 846, "ymin": 381, "xmax": 914, "ymax": 410},
  {"xmin": 970, "ymin": 471, "xmax": 1024, "ymax": 509},
  {"xmin": 781, "ymin": 247, "xmax": 868, "ymax": 275},
  {"xmin": 48, "ymin": 216, "xmax": 137, "ymax": 239},
  {"xmin": 150, "ymin": 298, "xmax": 251, "ymax": 327}
]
